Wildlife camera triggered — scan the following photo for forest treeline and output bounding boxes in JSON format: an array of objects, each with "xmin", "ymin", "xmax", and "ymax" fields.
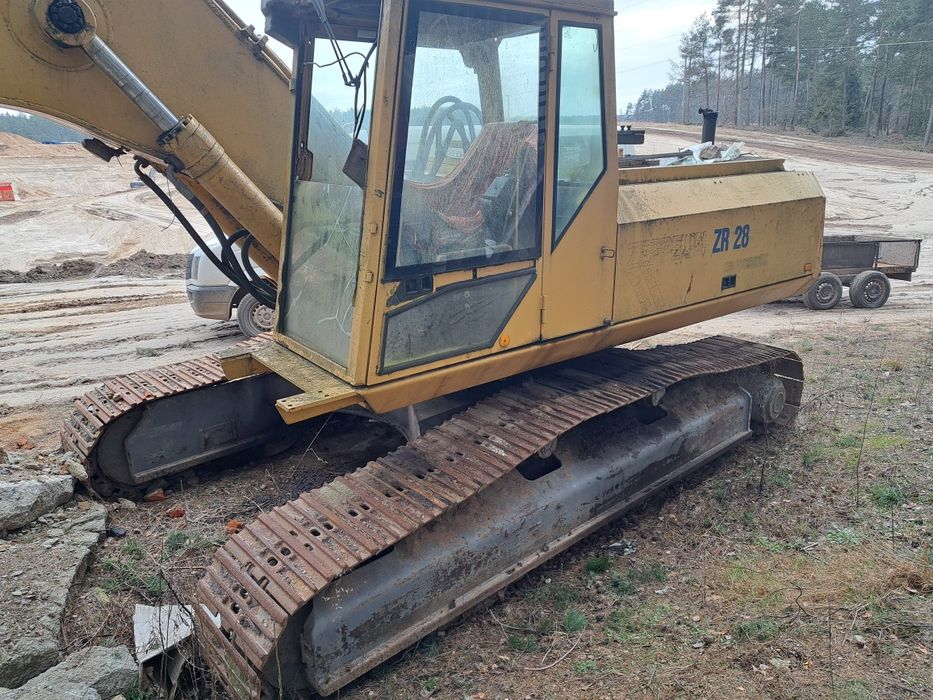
[
  {"xmin": 623, "ymin": 0, "xmax": 933, "ymax": 146},
  {"xmin": 0, "ymin": 113, "xmax": 85, "ymax": 143}
]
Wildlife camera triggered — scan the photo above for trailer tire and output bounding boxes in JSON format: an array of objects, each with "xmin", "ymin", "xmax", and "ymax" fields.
[
  {"xmin": 237, "ymin": 294, "xmax": 275, "ymax": 337},
  {"xmin": 849, "ymin": 271, "xmax": 890, "ymax": 309},
  {"xmin": 803, "ymin": 273, "xmax": 843, "ymax": 310}
]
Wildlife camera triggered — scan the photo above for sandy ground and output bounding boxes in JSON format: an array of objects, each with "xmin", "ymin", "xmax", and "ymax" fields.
[
  {"xmin": 0, "ymin": 133, "xmax": 205, "ymax": 271},
  {"xmin": 0, "ymin": 277, "xmax": 239, "ymax": 448}
]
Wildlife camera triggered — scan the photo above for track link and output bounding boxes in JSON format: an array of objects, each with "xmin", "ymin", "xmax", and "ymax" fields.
[{"xmin": 196, "ymin": 336, "xmax": 803, "ymax": 698}]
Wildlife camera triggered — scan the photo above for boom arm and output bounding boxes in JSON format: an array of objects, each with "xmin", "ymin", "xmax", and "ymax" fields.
[{"xmin": 0, "ymin": 0, "xmax": 294, "ymax": 278}]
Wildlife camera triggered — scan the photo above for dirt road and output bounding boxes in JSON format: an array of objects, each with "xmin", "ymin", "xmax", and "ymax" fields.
[{"xmin": 0, "ymin": 276, "xmax": 239, "ymax": 448}]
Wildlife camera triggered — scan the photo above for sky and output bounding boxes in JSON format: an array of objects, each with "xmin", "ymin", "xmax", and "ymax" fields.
[{"xmin": 223, "ymin": 0, "xmax": 716, "ymax": 113}]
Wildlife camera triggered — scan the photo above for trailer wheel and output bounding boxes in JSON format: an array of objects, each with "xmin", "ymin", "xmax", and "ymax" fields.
[
  {"xmin": 237, "ymin": 294, "xmax": 275, "ymax": 337},
  {"xmin": 803, "ymin": 273, "xmax": 843, "ymax": 310},
  {"xmin": 849, "ymin": 270, "xmax": 890, "ymax": 309}
]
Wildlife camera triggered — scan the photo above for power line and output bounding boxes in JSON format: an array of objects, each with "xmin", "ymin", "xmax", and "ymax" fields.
[{"xmin": 617, "ymin": 58, "xmax": 673, "ymax": 74}]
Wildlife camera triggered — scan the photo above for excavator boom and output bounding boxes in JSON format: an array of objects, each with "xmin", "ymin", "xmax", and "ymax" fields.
[{"xmin": 0, "ymin": 0, "xmax": 293, "ymax": 277}]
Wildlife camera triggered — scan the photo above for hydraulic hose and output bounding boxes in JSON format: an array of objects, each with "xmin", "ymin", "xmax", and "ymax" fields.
[{"xmin": 134, "ymin": 160, "xmax": 277, "ymax": 309}]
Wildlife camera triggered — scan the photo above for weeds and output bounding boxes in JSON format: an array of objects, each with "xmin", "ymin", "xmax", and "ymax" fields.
[
  {"xmin": 733, "ymin": 618, "xmax": 780, "ymax": 642},
  {"xmin": 163, "ymin": 530, "xmax": 220, "ymax": 558},
  {"xmin": 562, "ymin": 610, "xmax": 587, "ymax": 633},
  {"xmin": 611, "ymin": 573, "xmax": 637, "ymax": 595},
  {"xmin": 755, "ymin": 536, "xmax": 788, "ymax": 553},
  {"xmin": 827, "ymin": 527, "xmax": 862, "ymax": 546},
  {"xmin": 712, "ymin": 480, "xmax": 729, "ymax": 504},
  {"xmin": 572, "ymin": 659, "xmax": 597, "ymax": 675},
  {"xmin": 505, "ymin": 634, "xmax": 538, "ymax": 653},
  {"xmin": 584, "ymin": 556, "xmax": 614, "ymax": 574},
  {"xmin": 101, "ymin": 558, "xmax": 166, "ymax": 597},
  {"xmin": 609, "ymin": 562, "xmax": 668, "ymax": 595},
  {"xmin": 838, "ymin": 679, "xmax": 872, "ymax": 700},
  {"xmin": 869, "ymin": 484, "xmax": 906, "ymax": 508},
  {"xmin": 551, "ymin": 585, "xmax": 579, "ymax": 610}
]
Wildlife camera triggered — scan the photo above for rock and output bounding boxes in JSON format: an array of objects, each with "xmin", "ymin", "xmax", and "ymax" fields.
[
  {"xmin": 114, "ymin": 499, "xmax": 136, "ymax": 512},
  {"xmin": 106, "ymin": 527, "xmax": 127, "ymax": 539},
  {"xmin": 0, "ymin": 502, "xmax": 107, "ymax": 688},
  {"xmin": 165, "ymin": 506, "xmax": 185, "ymax": 519},
  {"xmin": 0, "ymin": 640, "xmax": 60, "ymax": 693},
  {"xmin": 0, "ymin": 476, "xmax": 74, "ymax": 534},
  {"xmin": 225, "ymin": 520, "xmax": 244, "ymax": 535},
  {"xmin": 65, "ymin": 461, "xmax": 88, "ymax": 484},
  {"xmin": 0, "ymin": 646, "xmax": 136, "ymax": 700},
  {"xmin": 0, "ymin": 680, "xmax": 101, "ymax": 700},
  {"xmin": 143, "ymin": 489, "xmax": 166, "ymax": 503}
]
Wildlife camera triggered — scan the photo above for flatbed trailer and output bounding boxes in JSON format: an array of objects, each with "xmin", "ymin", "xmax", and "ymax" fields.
[{"xmin": 801, "ymin": 235, "xmax": 922, "ymax": 310}]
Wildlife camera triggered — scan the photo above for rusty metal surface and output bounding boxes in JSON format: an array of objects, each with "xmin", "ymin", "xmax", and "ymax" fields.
[
  {"xmin": 196, "ymin": 336, "xmax": 803, "ymax": 699},
  {"xmin": 61, "ymin": 335, "xmax": 273, "ymax": 495}
]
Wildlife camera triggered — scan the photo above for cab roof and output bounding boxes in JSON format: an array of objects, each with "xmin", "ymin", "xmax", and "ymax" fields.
[{"xmin": 263, "ymin": 0, "xmax": 615, "ymax": 47}]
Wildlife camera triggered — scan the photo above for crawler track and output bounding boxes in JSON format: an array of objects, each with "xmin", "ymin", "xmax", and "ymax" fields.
[
  {"xmin": 195, "ymin": 336, "xmax": 803, "ymax": 699},
  {"xmin": 60, "ymin": 335, "xmax": 275, "ymax": 497}
]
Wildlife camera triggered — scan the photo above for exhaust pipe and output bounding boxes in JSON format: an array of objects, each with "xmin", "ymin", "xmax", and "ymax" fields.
[{"xmin": 699, "ymin": 108, "xmax": 719, "ymax": 144}]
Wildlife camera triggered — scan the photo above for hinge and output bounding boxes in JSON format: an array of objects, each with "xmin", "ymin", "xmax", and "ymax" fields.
[
  {"xmin": 540, "ymin": 295, "xmax": 547, "ymax": 325},
  {"xmin": 600, "ymin": 246, "xmax": 616, "ymax": 260},
  {"xmin": 363, "ymin": 271, "xmax": 375, "ymax": 283}
]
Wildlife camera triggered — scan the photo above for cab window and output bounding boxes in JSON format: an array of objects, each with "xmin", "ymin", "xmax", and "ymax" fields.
[
  {"xmin": 386, "ymin": 2, "xmax": 547, "ymax": 280},
  {"xmin": 554, "ymin": 24, "xmax": 606, "ymax": 245}
]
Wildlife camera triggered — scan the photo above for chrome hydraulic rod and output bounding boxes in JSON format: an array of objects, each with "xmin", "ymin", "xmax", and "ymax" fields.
[{"xmin": 83, "ymin": 35, "xmax": 180, "ymax": 134}]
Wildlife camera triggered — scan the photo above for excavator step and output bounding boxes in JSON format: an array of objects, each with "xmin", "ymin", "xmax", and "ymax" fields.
[
  {"xmin": 195, "ymin": 336, "xmax": 802, "ymax": 698},
  {"xmin": 219, "ymin": 340, "xmax": 361, "ymax": 424}
]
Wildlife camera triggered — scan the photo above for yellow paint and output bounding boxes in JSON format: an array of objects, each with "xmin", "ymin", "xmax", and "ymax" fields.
[{"xmin": 0, "ymin": 0, "xmax": 292, "ymax": 277}]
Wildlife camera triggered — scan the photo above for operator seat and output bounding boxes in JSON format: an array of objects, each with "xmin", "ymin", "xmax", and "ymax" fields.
[{"xmin": 398, "ymin": 120, "xmax": 538, "ymax": 265}]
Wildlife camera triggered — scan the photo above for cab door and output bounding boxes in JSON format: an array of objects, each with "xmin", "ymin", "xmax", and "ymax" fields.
[
  {"xmin": 540, "ymin": 14, "xmax": 617, "ymax": 339},
  {"xmin": 365, "ymin": 0, "xmax": 552, "ymax": 383}
]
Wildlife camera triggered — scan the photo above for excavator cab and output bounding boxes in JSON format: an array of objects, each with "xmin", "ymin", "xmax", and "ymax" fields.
[
  {"xmin": 267, "ymin": 0, "xmax": 620, "ymax": 392},
  {"xmin": 235, "ymin": 0, "xmax": 824, "ymax": 430}
]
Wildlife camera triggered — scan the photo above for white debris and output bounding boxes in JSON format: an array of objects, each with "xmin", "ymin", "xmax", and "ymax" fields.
[{"xmin": 133, "ymin": 605, "xmax": 195, "ymax": 700}]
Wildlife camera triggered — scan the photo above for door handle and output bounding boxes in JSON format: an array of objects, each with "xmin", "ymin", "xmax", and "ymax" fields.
[{"xmin": 600, "ymin": 246, "xmax": 616, "ymax": 260}]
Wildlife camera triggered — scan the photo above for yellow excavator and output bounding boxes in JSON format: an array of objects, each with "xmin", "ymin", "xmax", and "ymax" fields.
[{"xmin": 1, "ymin": 0, "xmax": 826, "ymax": 696}]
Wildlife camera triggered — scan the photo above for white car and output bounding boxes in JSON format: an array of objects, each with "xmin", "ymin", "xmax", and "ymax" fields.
[{"xmin": 185, "ymin": 240, "xmax": 275, "ymax": 337}]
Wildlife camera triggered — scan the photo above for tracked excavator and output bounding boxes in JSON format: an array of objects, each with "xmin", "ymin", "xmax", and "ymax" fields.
[{"xmin": 1, "ymin": 0, "xmax": 826, "ymax": 696}]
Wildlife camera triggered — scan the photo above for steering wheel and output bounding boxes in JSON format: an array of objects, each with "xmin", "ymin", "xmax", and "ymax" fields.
[{"xmin": 411, "ymin": 96, "xmax": 482, "ymax": 180}]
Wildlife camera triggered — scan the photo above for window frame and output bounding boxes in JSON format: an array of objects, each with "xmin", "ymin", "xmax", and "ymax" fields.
[
  {"xmin": 379, "ymin": 268, "xmax": 538, "ymax": 373},
  {"xmin": 552, "ymin": 21, "xmax": 607, "ymax": 249},
  {"xmin": 383, "ymin": 0, "xmax": 549, "ymax": 282}
]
